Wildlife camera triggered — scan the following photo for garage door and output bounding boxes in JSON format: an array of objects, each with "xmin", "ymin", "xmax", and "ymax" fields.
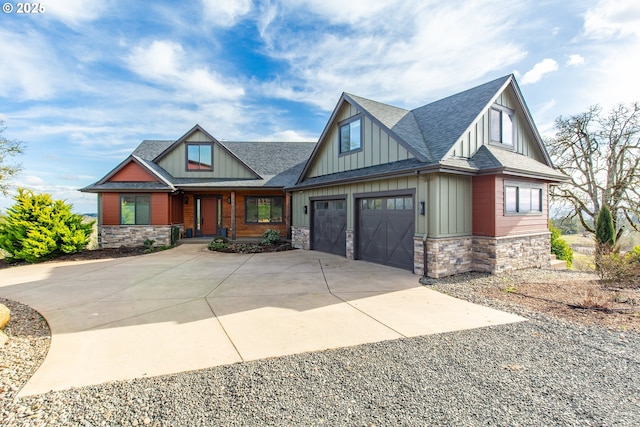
[
  {"xmin": 358, "ymin": 196, "xmax": 415, "ymax": 271},
  {"xmin": 312, "ymin": 199, "xmax": 347, "ymax": 256}
]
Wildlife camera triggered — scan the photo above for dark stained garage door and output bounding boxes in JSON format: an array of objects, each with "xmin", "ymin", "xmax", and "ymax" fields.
[
  {"xmin": 312, "ymin": 199, "xmax": 347, "ymax": 256},
  {"xmin": 358, "ymin": 196, "xmax": 415, "ymax": 271}
]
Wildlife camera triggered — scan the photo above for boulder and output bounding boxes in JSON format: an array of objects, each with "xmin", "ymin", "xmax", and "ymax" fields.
[{"xmin": 0, "ymin": 304, "xmax": 9, "ymax": 329}]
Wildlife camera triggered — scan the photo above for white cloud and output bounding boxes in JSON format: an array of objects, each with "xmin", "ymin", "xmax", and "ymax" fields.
[
  {"xmin": 0, "ymin": 29, "xmax": 68, "ymax": 100},
  {"xmin": 567, "ymin": 54, "xmax": 585, "ymax": 66},
  {"xmin": 520, "ymin": 59, "xmax": 559, "ymax": 85},
  {"xmin": 259, "ymin": 0, "xmax": 526, "ymax": 109},
  {"xmin": 201, "ymin": 0, "xmax": 252, "ymax": 27},
  {"xmin": 263, "ymin": 130, "xmax": 317, "ymax": 142},
  {"xmin": 46, "ymin": 0, "xmax": 109, "ymax": 27},
  {"xmin": 583, "ymin": 0, "xmax": 640, "ymax": 39},
  {"xmin": 126, "ymin": 40, "xmax": 245, "ymax": 100}
]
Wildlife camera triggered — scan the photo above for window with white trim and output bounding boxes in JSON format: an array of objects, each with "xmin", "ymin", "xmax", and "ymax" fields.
[
  {"xmin": 490, "ymin": 106, "xmax": 514, "ymax": 146},
  {"xmin": 504, "ymin": 183, "xmax": 543, "ymax": 214}
]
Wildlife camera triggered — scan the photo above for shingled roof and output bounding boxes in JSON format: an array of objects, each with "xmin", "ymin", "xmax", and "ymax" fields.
[
  {"xmin": 293, "ymin": 74, "xmax": 561, "ymax": 189},
  {"xmin": 344, "ymin": 75, "xmax": 511, "ymax": 163},
  {"xmin": 81, "ymin": 136, "xmax": 315, "ymax": 193}
]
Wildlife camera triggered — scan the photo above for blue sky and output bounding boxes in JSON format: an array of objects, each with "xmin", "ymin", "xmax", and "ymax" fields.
[{"xmin": 1, "ymin": 0, "xmax": 638, "ymax": 214}]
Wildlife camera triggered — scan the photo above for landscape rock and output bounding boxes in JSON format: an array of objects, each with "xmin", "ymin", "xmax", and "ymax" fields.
[
  {"xmin": 0, "ymin": 329, "xmax": 7, "ymax": 346},
  {"xmin": 0, "ymin": 303, "xmax": 10, "ymax": 329}
]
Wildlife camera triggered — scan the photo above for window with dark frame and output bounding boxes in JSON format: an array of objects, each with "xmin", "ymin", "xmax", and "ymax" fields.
[
  {"xmin": 504, "ymin": 184, "xmax": 543, "ymax": 214},
  {"xmin": 186, "ymin": 143, "xmax": 213, "ymax": 170},
  {"xmin": 339, "ymin": 118, "xmax": 362, "ymax": 154},
  {"xmin": 245, "ymin": 196, "xmax": 284, "ymax": 224},
  {"xmin": 120, "ymin": 195, "xmax": 151, "ymax": 225},
  {"xmin": 490, "ymin": 106, "xmax": 514, "ymax": 146}
]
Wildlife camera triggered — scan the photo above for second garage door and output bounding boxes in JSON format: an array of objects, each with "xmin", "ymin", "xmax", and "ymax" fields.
[{"xmin": 358, "ymin": 196, "xmax": 415, "ymax": 271}]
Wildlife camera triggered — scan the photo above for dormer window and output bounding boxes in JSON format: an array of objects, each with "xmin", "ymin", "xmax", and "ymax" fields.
[
  {"xmin": 490, "ymin": 106, "xmax": 513, "ymax": 146},
  {"xmin": 186, "ymin": 143, "xmax": 213, "ymax": 171},
  {"xmin": 339, "ymin": 117, "xmax": 362, "ymax": 154}
]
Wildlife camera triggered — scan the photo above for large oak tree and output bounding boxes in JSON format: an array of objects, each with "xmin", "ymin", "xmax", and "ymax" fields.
[{"xmin": 547, "ymin": 103, "xmax": 640, "ymax": 240}]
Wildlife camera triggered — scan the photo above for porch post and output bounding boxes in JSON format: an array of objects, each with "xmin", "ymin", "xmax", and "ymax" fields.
[
  {"xmin": 231, "ymin": 190, "xmax": 237, "ymax": 240},
  {"xmin": 285, "ymin": 191, "xmax": 292, "ymax": 240}
]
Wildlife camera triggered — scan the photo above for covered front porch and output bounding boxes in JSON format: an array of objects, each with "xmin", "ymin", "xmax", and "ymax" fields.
[{"xmin": 179, "ymin": 189, "xmax": 291, "ymax": 241}]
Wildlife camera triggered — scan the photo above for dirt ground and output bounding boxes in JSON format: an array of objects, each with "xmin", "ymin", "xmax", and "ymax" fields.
[{"xmin": 477, "ymin": 275, "xmax": 640, "ymax": 333}]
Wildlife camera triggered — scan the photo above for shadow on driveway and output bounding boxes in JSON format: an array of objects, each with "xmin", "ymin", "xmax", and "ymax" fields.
[{"xmin": 0, "ymin": 244, "xmax": 525, "ymax": 396}]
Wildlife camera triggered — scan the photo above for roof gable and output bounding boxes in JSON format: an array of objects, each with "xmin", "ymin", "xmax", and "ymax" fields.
[
  {"xmin": 443, "ymin": 76, "xmax": 553, "ymax": 166},
  {"xmin": 108, "ymin": 160, "xmax": 159, "ymax": 182},
  {"xmin": 295, "ymin": 74, "xmax": 559, "ymax": 187},
  {"xmin": 412, "ymin": 75, "xmax": 511, "ymax": 161},
  {"xmin": 153, "ymin": 124, "xmax": 261, "ymax": 180}
]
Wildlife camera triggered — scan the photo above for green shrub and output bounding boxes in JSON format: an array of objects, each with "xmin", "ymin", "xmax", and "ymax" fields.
[
  {"xmin": 262, "ymin": 229, "xmax": 280, "ymax": 245},
  {"xmin": 0, "ymin": 188, "xmax": 94, "ymax": 262},
  {"xmin": 595, "ymin": 206, "xmax": 616, "ymax": 248},
  {"xmin": 143, "ymin": 239, "xmax": 156, "ymax": 253},
  {"xmin": 550, "ymin": 222, "xmax": 573, "ymax": 268},
  {"xmin": 597, "ymin": 252, "xmax": 639, "ymax": 288},
  {"xmin": 208, "ymin": 236, "xmax": 229, "ymax": 251},
  {"xmin": 171, "ymin": 226, "xmax": 180, "ymax": 246}
]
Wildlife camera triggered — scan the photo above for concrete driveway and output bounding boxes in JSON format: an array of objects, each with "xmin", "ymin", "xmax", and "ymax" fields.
[{"xmin": 0, "ymin": 244, "xmax": 525, "ymax": 396}]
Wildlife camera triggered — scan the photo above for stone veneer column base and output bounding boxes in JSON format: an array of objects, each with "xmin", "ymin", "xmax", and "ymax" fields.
[
  {"xmin": 413, "ymin": 237, "xmax": 426, "ymax": 276},
  {"xmin": 99, "ymin": 225, "xmax": 177, "ymax": 249},
  {"xmin": 473, "ymin": 232, "xmax": 551, "ymax": 274},
  {"xmin": 425, "ymin": 237, "xmax": 473, "ymax": 278},
  {"xmin": 345, "ymin": 231, "xmax": 354, "ymax": 260},
  {"xmin": 291, "ymin": 226, "xmax": 310, "ymax": 250}
]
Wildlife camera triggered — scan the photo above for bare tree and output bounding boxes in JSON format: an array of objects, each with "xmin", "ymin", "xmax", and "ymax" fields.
[
  {"xmin": 0, "ymin": 121, "xmax": 24, "ymax": 196},
  {"xmin": 547, "ymin": 103, "xmax": 640, "ymax": 240}
]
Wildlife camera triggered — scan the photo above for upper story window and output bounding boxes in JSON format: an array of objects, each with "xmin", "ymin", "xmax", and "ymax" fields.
[
  {"xmin": 186, "ymin": 143, "xmax": 213, "ymax": 170},
  {"xmin": 120, "ymin": 195, "xmax": 150, "ymax": 225},
  {"xmin": 339, "ymin": 117, "xmax": 362, "ymax": 154},
  {"xmin": 490, "ymin": 106, "xmax": 514, "ymax": 146},
  {"xmin": 505, "ymin": 182, "xmax": 543, "ymax": 215}
]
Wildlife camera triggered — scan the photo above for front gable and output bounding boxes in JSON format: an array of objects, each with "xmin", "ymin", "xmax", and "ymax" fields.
[
  {"xmin": 302, "ymin": 98, "xmax": 416, "ymax": 181},
  {"xmin": 446, "ymin": 78, "xmax": 550, "ymax": 165},
  {"xmin": 108, "ymin": 160, "xmax": 158, "ymax": 182},
  {"xmin": 154, "ymin": 125, "xmax": 261, "ymax": 180}
]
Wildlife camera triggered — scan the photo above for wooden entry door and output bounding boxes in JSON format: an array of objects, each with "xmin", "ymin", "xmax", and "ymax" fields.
[{"xmin": 195, "ymin": 196, "xmax": 218, "ymax": 236}]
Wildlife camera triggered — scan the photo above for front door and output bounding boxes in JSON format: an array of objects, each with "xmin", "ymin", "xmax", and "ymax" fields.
[{"xmin": 195, "ymin": 196, "xmax": 218, "ymax": 236}]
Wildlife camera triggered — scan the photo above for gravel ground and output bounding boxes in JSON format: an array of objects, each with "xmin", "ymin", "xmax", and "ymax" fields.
[{"xmin": 2, "ymin": 270, "xmax": 640, "ymax": 426}]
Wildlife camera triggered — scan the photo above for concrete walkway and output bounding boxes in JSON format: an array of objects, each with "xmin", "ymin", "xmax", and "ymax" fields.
[{"xmin": 0, "ymin": 245, "xmax": 525, "ymax": 396}]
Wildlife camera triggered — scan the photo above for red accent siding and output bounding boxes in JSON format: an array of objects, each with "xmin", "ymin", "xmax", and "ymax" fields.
[
  {"xmin": 473, "ymin": 175, "xmax": 549, "ymax": 237},
  {"xmin": 110, "ymin": 162, "xmax": 158, "ymax": 182},
  {"xmin": 170, "ymin": 194, "xmax": 184, "ymax": 224},
  {"xmin": 102, "ymin": 193, "xmax": 121, "ymax": 225},
  {"xmin": 151, "ymin": 193, "xmax": 169, "ymax": 224},
  {"xmin": 101, "ymin": 192, "xmax": 170, "ymax": 225},
  {"xmin": 472, "ymin": 175, "xmax": 496, "ymax": 236}
]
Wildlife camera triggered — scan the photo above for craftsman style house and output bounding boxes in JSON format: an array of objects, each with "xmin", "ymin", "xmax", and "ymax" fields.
[
  {"xmin": 81, "ymin": 126, "xmax": 315, "ymax": 247},
  {"xmin": 82, "ymin": 75, "xmax": 564, "ymax": 277}
]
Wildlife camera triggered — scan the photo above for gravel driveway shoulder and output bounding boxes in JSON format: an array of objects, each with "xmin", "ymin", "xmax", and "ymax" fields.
[{"xmin": 2, "ymin": 270, "xmax": 640, "ymax": 426}]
